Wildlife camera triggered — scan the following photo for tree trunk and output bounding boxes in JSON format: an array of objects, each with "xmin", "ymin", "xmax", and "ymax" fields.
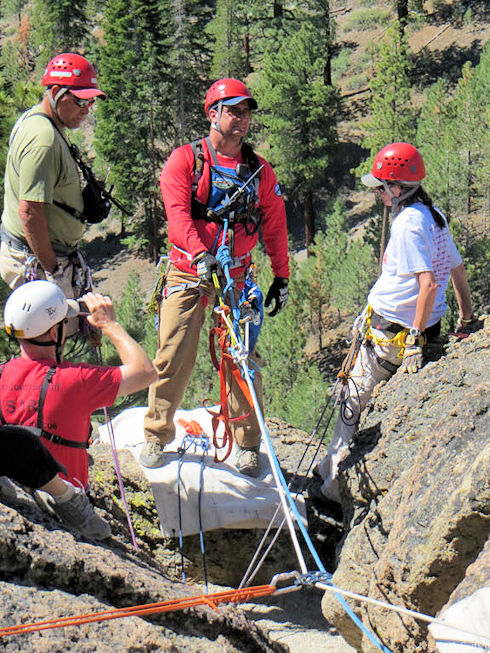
[
  {"xmin": 396, "ymin": 0, "xmax": 408, "ymax": 30},
  {"xmin": 323, "ymin": 1, "xmax": 333, "ymax": 86},
  {"xmin": 304, "ymin": 189, "xmax": 315, "ymax": 252},
  {"xmin": 273, "ymin": 1, "xmax": 283, "ymax": 19},
  {"xmin": 378, "ymin": 205, "xmax": 389, "ymax": 275}
]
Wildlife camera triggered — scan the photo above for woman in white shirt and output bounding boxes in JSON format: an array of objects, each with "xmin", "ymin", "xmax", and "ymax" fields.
[{"xmin": 315, "ymin": 142, "xmax": 473, "ymax": 502}]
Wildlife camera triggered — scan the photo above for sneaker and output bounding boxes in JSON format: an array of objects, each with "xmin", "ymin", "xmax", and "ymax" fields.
[
  {"xmin": 139, "ymin": 441, "xmax": 167, "ymax": 468},
  {"xmin": 235, "ymin": 445, "xmax": 261, "ymax": 478},
  {"xmin": 53, "ymin": 487, "xmax": 111, "ymax": 541}
]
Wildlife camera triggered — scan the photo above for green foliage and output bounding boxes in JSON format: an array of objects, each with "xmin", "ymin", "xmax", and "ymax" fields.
[
  {"xmin": 343, "ymin": 8, "xmax": 391, "ymax": 32},
  {"xmin": 30, "ymin": 0, "xmax": 89, "ymax": 60},
  {"xmin": 356, "ymin": 21, "xmax": 415, "ymax": 177},
  {"xmin": 207, "ymin": 0, "xmax": 249, "ymax": 78},
  {"xmin": 253, "ymin": 10, "xmax": 339, "ymax": 242},
  {"xmin": 281, "ymin": 364, "xmax": 331, "ymax": 435},
  {"xmin": 169, "ymin": 0, "xmax": 213, "ymax": 144},
  {"xmin": 417, "ymin": 42, "xmax": 489, "ymax": 221},
  {"xmin": 100, "ymin": 272, "xmax": 157, "ymax": 413},
  {"xmin": 95, "ymin": 0, "xmax": 170, "ymax": 259}
]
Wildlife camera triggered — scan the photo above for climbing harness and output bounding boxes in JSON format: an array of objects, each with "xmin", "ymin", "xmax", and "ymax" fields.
[
  {"xmin": 190, "ymin": 137, "xmax": 264, "ymax": 235},
  {"xmin": 176, "ymin": 419, "xmax": 211, "ymax": 591}
]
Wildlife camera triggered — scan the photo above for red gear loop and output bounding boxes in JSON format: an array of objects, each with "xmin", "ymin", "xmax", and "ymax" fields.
[{"xmin": 206, "ymin": 323, "xmax": 255, "ymax": 463}]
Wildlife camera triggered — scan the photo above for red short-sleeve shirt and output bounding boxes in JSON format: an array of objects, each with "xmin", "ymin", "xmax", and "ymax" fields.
[{"xmin": 0, "ymin": 358, "xmax": 121, "ymax": 488}]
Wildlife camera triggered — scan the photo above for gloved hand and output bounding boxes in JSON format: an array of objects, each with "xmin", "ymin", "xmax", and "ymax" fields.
[
  {"xmin": 400, "ymin": 333, "xmax": 426, "ymax": 374},
  {"xmin": 454, "ymin": 315, "xmax": 480, "ymax": 335},
  {"xmin": 265, "ymin": 277, "xmax": 289, "ymax": 317},
  {"xmin": 191, "ymin": 251, "xmax": 219, "ymax": 282}
]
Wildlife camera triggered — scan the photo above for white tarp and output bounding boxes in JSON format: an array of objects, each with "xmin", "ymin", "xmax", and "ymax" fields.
[
  {"xmin": 429, "ymin": 587, "xmax": 490, "ymax": 653},
  {"xmin": 98, "ymin": 406, "xmax": 307, "ymax": 537}
]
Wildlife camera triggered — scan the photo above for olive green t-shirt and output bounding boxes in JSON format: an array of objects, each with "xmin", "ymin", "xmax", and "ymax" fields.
[{"xmin": 1, "ymin": 105, "xmax": 85, "ymax": 248}]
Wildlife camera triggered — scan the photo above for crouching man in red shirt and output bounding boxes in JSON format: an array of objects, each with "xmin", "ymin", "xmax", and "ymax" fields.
[{"xmin": 0, "ymin": 280, "xmax": 157, "ymax": 539}]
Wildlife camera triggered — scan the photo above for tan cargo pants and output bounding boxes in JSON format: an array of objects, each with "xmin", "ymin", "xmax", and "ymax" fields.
[{"xmin": 144, "ymin": 264, "xmax": 263, "ymax": 449}]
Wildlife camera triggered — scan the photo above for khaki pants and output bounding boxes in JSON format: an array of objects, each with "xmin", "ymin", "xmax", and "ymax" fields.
[
  {"xmin": 144, "ymin": 264, "xmax": 263, "ymax": 449},
  {"xmin": 317, "ymin": 327, "xmax": 403, "ymax": 500}
]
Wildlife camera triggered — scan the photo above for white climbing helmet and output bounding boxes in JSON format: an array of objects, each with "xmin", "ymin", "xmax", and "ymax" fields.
[{"xmin": 4, "ymin": 280, "xmax": 79, "ymax": 339}]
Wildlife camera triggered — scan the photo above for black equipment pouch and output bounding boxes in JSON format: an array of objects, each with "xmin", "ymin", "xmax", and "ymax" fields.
[{"xmin": 81, "ymin": 177, "xmax": 111, "ymax": 224}]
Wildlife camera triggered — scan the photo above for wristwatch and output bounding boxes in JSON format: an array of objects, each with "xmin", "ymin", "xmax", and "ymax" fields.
[{"xmin": 409, "ymin": 327, "xmax": 422, "ymax": 337}]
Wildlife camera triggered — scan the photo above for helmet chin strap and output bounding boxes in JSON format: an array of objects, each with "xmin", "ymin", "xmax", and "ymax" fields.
[
  {"xmin": 28, "ymin": 322, "xmax": 65, "ymax": 363},
  {"xmin": 48, "ymin": 87, "xmax": 69, "ymax": 127},
  {"xmin": 381, "ymin": 180, "xmax": 420, "ymax": 214},
  {"xmin": 210, "ymin": 101, "xmax": 223, "ymax": 134}
]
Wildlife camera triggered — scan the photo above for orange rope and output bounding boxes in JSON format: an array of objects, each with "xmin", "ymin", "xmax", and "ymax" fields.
[{"xmin": 0, "ymin": 584, "xmax": 277, "ymax": 638}]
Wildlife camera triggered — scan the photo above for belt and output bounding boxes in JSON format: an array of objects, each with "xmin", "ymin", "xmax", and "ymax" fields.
[
  {"xmin": 371, "ymin": 311, "xmax": 405, "ymax": 334},
  {"xmin": 371, "ymin": 310, "xmax": 441, "ymax": 339},
  {"xmin": 1, "ymin": 225, "xmax": 77, "ymax": 257}
]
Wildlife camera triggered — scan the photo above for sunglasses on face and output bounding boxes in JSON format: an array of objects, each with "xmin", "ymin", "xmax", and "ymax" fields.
[
  {"xmin": 67, "ymin": 92, "xmax": 95, "ymax": 108},
  {"xmin": 223, "ymin": 105, "xmax": 251, "ymax": 119}
]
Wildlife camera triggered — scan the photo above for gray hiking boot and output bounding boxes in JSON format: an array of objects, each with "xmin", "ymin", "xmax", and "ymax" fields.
[
  {"xmin": 235, "ymin": 445, "xmax": 261, "ymax": 478},
  {"xmin": 52, "ymin": 488, "xmax": 111, "ymax": 541},
  {"xmin": 139, "ymin": 441, "xmax": 167, "ymax": 468}
]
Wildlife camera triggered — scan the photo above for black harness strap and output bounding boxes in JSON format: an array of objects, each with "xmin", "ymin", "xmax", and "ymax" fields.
[
  {"xmin": 0, "ymin": 363, "xmax": 89, "ymax": 450},
  {"xmin": 189, "ymin": 138, "xmax": 262, "ymax": 230}
]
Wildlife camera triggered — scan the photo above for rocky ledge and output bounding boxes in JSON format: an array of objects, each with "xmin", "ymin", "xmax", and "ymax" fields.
[{"xmin": 321, "ymin": 323, "xmax": 490, "ymax": 652}]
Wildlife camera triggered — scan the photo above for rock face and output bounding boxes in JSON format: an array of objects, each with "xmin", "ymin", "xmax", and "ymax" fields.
[
  {"xmin": 0, "ymin": 422, "xmax": 334, "ymax": 653},
  {"xmin": 321, "ymin": 325, "xmax": 490, "ymax": 652}
]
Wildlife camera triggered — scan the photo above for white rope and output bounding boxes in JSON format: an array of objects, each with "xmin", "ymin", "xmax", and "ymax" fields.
[
  {"xmin": 239, "ymin": 358, "xmax": 308, "ymax": 574},
  {"xmin": 316, "ymin": 582, "xmax": 490, "ymax": 645}
]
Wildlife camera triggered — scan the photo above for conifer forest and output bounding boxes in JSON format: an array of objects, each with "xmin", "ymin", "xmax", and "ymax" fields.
[{"xmin": 0, "ymin": 0, "xmax": 488, "ymax": 432}]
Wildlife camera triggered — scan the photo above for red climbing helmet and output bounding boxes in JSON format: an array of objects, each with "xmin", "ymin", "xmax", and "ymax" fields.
[
  {"xmin": 42, "ymin": 53, "xmax": 106, "ymax": 99},
  {"xmin": 204, "ymin": 78, "xmax": 258, "ymax": 115},
  {"xmin": 361, "ymin": 143, "xmax": 425, "ymax": 187}
]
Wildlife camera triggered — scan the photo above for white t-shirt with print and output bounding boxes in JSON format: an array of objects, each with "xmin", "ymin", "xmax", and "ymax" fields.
[{"xmin": 368, "ymin": 202, "xmax": 462, "ymax": 328}]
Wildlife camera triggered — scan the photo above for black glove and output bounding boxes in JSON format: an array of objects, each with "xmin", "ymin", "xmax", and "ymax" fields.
[
  {"xmin": 191, "ymin": 251, "xmax": 219, "ymax": 282},
  {"xmin": 265, "ymin": 277, "xmax": 289, "ymax": 317}
]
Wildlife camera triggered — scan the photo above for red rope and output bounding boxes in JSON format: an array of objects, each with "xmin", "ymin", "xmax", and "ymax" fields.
[{"xmin": 0, "ymin": 585, "xmax": 278, "ymax": 637}]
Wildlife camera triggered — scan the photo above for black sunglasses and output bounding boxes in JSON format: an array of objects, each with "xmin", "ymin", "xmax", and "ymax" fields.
[{"xmin": 67, "ymin": 92, "xmax": 95, "ymax": 108}]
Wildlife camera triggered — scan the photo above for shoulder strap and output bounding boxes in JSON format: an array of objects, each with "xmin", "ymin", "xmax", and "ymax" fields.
[
  {"xmin": 37, "ymin": 367, "xmax": 56, "ymax": 430},
  {"xmin": 241, "ymin": 142, "xmax": 260, "ymax": 176}
]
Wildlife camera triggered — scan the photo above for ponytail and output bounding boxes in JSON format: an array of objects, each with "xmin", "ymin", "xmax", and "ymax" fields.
[{"xmin": 398, "ymin": 185, "xmax": 446, "ymax": 229}]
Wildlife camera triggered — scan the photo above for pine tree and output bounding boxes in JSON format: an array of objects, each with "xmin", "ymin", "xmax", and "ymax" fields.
[
  {"xmin": 94, "ymin": 0, "xmax": 170, "ymax": 260},
  {"xmin": 169, "ymin": 0, "xmax": 212, "ymax": 145},
  {"xmin": 207, "ymin": 0, "xmax": 249, "ymax": 79},
  {"xmin": 30, "ymin": 0, "xmax": 89, "ymax": 61},
  {"xmin": 417, "ymin": 79, "xmax": 455, "ymax": 216},
  {"xmin": 253, "ymin": 11, "xmax": 339, "ymax": 247},
  {"xmin": 358, "ymin": 21, "xmax": 415, "ymax": 175}
]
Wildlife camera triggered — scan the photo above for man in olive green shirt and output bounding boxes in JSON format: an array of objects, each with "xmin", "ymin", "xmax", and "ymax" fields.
[{"xmin": 0, "ymin": 52, "xmax": 106, "ymax": 306}]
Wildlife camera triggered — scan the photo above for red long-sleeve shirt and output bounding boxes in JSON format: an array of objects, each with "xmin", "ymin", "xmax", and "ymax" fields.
[{"xmin": 161, "ymin": 138, "xmax": 289, "ymax": 279}]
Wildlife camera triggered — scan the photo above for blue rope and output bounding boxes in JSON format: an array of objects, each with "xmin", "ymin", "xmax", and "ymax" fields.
[
  {"xmin": 176, "ymin": 433, "xmax": 211, "ymax": 592},
  {"xmin": 217, "ymin": 257, "xmax": 392, "ymax": 653}
]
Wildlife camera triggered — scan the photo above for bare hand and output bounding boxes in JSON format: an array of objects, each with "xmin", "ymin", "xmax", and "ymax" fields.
[{"xmin": 81, "ymin": 292, "xmax": 117, "ymax": 329}]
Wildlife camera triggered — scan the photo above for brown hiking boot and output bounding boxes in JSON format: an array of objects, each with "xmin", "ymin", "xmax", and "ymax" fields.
[{"xmin": 235, "ymin": 445, "xmax": 261, "ymax": 478}]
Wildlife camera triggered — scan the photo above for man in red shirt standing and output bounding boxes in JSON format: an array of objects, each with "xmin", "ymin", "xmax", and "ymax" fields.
[
  {"xmin": 1, "ymin": 280, "xmax": 157, "ymax": 539},
  {"xmin": 141, "ymin": 79, "xmax": 289, "ymax": 477}
]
